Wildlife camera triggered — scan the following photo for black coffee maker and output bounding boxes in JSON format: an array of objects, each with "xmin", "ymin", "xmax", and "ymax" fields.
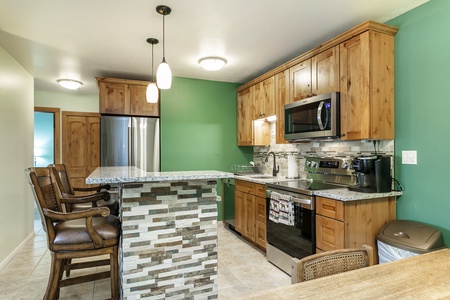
[{"xmin": 348, "ymin": 155, "xmax": 391, "ymax": 193}]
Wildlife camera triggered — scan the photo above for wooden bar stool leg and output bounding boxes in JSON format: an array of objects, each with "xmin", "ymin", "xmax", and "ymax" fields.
[{"xmin": 46, "ymin": 252, "xmax": 62, "ymax": 300}]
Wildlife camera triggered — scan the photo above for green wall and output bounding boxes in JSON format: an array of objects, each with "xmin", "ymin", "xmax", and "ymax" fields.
[
  {"xmin": 160, "ymin": 77, "xmax": 253, "ymax": 219},
  {"xmin": 388, "ymin": 0, "xmax": 450, "ymax": 245}
]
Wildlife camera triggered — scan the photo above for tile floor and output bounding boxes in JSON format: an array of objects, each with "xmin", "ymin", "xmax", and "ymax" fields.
[{"xmin": 0, "ymin": 221, "xmax": 290, "ymax": 299}]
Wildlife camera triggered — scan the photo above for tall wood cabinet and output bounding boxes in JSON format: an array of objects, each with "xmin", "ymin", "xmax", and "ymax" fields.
[
  {"xmin": 339, "ymin": 31, "xmax": 395, "ymax": 140},
  {"xmin": 235, "ymin": 180, "xmax": 267, "ymax": 249},
  {"xmin": 96, "ymin": 77, "xmax": 159, "ymax": 116},
  {"xmin": 62, "ymin": 112, "xmax": 100, "ymax": 191},
  {"xmin": 275, "ymin": 70, "xmax": 290, "ymax": 144},
  {"xmin": 237, "ymin": 88, "xmax": 254, "ymax": 146}
]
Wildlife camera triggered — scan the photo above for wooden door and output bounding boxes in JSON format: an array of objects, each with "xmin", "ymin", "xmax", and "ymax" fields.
[
  {"xmin": 339, "ymin": 33, "xmax": 370, "ymax": 140},
  {"xmin": 98, "ymin": 81, "xmax": 130, "ymax": 115},
  {"xmin": 130, "ymin": 84, "xmax": 160, "ymax": 117},
  {"xmin": 275, "ymin": 70, "xmax": 289, "ymax": 144},
  {"xmin": 237, "ymin": 87, "xmax": 254, "ymax": 146},
  {"xmin": 312, "ymin": 46, "xmax": 340, "ymax": 95},
  {"xmin": 62, "ymin": 112, "xmax": 100, "ymax": 192},
  {"xmin": 316, "ymin": 215, "xmax": 345, "ymax": 251},
  {"xmin": 290, "ymin": 59, "xmax": 312, "ymax": 102}
]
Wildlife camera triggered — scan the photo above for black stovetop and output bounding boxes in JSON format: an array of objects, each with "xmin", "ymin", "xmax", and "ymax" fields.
[{"xmin": 266, "ymin": 180, "xmax": 344, "ymax": 195}]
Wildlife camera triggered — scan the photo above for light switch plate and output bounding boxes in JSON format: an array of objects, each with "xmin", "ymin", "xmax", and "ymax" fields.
[{"xmin": 402, "ymin": 151, "xmax": 417, "ymax": 165}]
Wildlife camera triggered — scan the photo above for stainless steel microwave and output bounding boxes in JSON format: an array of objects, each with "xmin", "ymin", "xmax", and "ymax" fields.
[{"xmin": 284, "ymin": 92, "xmax": 340, "ymax": 141}]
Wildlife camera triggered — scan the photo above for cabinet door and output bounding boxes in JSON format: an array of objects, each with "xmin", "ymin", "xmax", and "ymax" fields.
[
  {"xmin": 234, "ymin": 190, "xmax": 244, "ymax": 234},
  {"xmin": 312, "ymin": 46, "xmax": 340, "ymax": 96},
  {"xmin": 339, "ymin": 33, "xmax": 370, "ymax": 140},
  {"xmin": 244, "ymin": 193, "xmax": 256, "ymax": 241},
  {"xmin": 316, "ymin": 215, "xmax": 344, "ymax": 251},
  {"xmin": 98, "ymin": 82, "xmax": 130, "ymax": 115},
  {"xmin": 254, "ymin": 77, "xmax": 275, "ymax": 119},
  {"xmin": 62, "ymin": 112, "xmax": 101, "ymax": 193},
  {"xmin": 237, "ymin": 87, "xmax": 254, "ymax": 146},
  {"xmin": 130, "ymin": 84, "xmax": 160, "ymax": 117},
  {"xmin": 275, "ymin": 70, "xmax": 290, "ymax": 144},
  {"xmin": 290, "ymin": 59, "xmax": 312, "ymax": 102}
]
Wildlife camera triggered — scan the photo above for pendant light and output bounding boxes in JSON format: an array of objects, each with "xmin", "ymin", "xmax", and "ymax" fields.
[
  {"xmin": 156, "ymin": 5, "xmax": 172, "ymax": 89},
  {"xmin": 146, "ymin": 38, "xmax": 159, "ymax": 103}
]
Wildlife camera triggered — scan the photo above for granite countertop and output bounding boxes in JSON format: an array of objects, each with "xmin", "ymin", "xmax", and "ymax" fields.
[
  {"xmin": 235, "ymin": 175, "xmax": 402, "ymax": 201},
  {"xmin": 86, "ymin": 166, "xmax": 233, "ymax": 184}
]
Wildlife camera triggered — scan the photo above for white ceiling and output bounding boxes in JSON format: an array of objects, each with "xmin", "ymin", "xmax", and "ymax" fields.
[{"xmin": 0, "ymin": 0, "xmax": 429, "ymax": 95}]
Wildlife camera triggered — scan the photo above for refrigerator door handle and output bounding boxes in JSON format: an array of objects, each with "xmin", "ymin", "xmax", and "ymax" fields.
[{"xmin": 128, "ymin": 119, "xmax": 133, "ymax": 166}]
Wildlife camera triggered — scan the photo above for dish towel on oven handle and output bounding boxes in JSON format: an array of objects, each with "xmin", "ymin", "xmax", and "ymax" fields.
[{"xmin": 269, "ymin": 191, "xmax": 294, "ymax": 226}]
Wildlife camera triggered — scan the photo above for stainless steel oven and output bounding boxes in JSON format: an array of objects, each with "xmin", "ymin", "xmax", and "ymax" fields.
[
  {"xmin": 265, "ymin": 186, "xmax": 315, "ymax": 274},
  {"xmin": 265, "ymin": 157, "xmax": 354, "ymax": 275}
]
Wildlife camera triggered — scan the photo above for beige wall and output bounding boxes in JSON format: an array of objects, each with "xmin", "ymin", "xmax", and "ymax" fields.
[
  {"xmin": 0, "ymin": 46, "xmax": 34, "ymax": 265},
  {"xmin": 34, "ymin": 90, "xmax": 99, "ymax": 112}
]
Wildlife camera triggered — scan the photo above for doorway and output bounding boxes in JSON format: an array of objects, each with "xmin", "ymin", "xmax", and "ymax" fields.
[{"xmin": 33, "ymin": 107, "xmax": 60, "ymax": 230}]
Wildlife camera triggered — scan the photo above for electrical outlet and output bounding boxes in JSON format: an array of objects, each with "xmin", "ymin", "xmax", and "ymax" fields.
[{"xmin": 402, "ymin": 151, "xmax": 417, "ymax": 165}]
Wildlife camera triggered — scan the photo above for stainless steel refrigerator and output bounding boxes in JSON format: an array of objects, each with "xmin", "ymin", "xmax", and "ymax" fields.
[{"xmin": 100, "ymin": 116, "xmax": 160, "ymax": 172}]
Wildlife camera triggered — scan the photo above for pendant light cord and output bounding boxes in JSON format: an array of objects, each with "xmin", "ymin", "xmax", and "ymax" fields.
[
  {"xmin": 151, "ymin": 43, "xmax": 154, "ymax": 81},
  {"xmin": 162, "ymin": 14, "xmax": 166, "ymax": 62}
]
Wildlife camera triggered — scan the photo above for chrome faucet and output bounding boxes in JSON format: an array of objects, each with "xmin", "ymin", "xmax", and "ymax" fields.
[{"xmin": 266, "ymin": 151, "xmax": 279, "ymax": 177}]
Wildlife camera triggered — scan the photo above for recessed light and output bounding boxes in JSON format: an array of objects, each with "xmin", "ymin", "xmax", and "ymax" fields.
[
  {"xmin": 198, "ymin": 57, "xmax": 227, "ymax": 71},
  {"xmin": 57, "ymin": 79, "xmax": 83, "ymax": 90}
]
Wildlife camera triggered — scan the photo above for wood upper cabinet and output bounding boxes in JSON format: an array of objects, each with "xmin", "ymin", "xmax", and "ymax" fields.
[
  {"xmin": 316, "ymin": 196, "xmax": 397, "ymax": 264},
  {"xmin": 290, "ymin": 59, "xmax": 312, "ymax": 102},
  {"xmin": 275, "ymin": 70, "xmax": 290, "ymax": 144},
  {"xmin": 311, "ymin": 46, "xmax": 340, "ymax": 95},
  {"xmin": 339, "ymin": 31, "xmax": 395, "ymax": 140},
  {"xmin": 253, "ymin": 76, "xmax": 275, "ymax": 119},
  {"xmin": 237, "ymin": 87, "xmax": 254, "ymax": 146},
  {"xmin": 62, "ymin": 112, "xmax": 100, "ymax": 192},
  {"xmin": 96, "ymin": 77, "xmax": 159, "ymax": 117}
]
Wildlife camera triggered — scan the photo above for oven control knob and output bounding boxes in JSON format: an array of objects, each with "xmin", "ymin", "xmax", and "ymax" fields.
[
  {"xmin": 306, "ymin": 161, "xmax": 311, "ymax": 167},
  {"xmin": 342, "ymin": 161, "xmax": 348, "ymax": 169},
  {"xmin": 311, "ymin": 161, "xmax": 317, "ymax": 167}
]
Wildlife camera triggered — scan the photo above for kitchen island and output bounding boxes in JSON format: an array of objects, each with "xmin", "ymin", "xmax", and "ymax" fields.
[{"xmin": 87, "ymin": 167, "xmax": 233, "ymax": 300}]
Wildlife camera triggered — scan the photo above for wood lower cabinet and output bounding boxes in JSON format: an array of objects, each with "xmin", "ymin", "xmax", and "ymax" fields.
[
  {"xmin": 96, "ymin": 77, "xmax": 159, "ymax": 116},
  {"xmin": 315, "ymin": 196, "xmax": 397, "ymax": 264},
  {"xmin": 235, "ymin": 180, "xmax": 267, "ymax": 249},
  {"xmin": 62, "ymin": 112, "xmax": 100, "ymax": 192}
]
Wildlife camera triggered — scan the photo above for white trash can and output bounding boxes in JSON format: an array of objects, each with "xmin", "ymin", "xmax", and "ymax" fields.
[{"xmin": 377, "ymin": 220, "xmax": 446, "ymax": 264}]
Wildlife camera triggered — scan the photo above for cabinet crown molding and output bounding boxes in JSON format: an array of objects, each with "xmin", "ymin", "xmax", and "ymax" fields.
[{"xmin": 236, "ymin": 20, "xmax": 398, "ymax": 92}]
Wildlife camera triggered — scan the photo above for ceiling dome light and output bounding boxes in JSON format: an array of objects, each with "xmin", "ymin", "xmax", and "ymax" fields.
[
  {"xmin": 57, "ymin": 79, "xmax": 82, "ymax": 90},
  {"xmin": 198, "ymin": 57, "xmax": 227, "ymax": 71}
]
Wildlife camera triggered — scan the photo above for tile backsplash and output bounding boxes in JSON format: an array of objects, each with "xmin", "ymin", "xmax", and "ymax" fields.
[{"xmin": 253, "ymin": 123, "xmax": 394, "ymax": 179}]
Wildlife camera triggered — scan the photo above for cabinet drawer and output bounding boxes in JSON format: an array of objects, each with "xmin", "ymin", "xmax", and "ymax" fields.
[
  {"xmin": 316, "ymin": 196, "xmax": 344, "ymax": 221},
  {"xmin": 235, "ymin": 179, "xmax": 254, "ymax": 194},
  {"xmin": 254, "ymin": 183, "xmax": 266, "ymax": 198},
  {"xmin": 316, "ymin": 215, "xmax": 344, "ymax": 251},
  {"xmin": 255, "ymin": 196, "xmax": 266, "ymax": 224},
  {"xmin": 255, "ymin": 221, "xmax": 266, "ymax": 249}
]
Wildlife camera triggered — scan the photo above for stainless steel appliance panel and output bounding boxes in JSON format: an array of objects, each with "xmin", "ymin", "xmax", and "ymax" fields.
[
  {"xmin": 101, "ymin": 116, "xmax": 160, "ymax": 172},
  {"xmin": 131, "ymin": 117, "xmax": 160, "ymax": 172},
  {"xmin": 101, "ymin": 116, "xmax": 130, "ymax": 167}
]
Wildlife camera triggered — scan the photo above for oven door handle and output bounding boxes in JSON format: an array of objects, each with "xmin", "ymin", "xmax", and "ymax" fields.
[{"xmin": 291, "ymin": 197, "xmax": 311, "ymax": 205}]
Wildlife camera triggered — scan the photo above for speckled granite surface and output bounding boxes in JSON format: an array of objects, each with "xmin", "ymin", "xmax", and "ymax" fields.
[
  {"xmin": 86, "ymin": 166, "xmax": 233, "ymax": 184},
  {"xmin": 234, "ymin": 175, "xmax": 402, "ymax": 201}
]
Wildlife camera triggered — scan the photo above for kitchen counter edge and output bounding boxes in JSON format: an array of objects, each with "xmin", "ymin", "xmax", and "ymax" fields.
[
  {"xmin": 86, "ymin": 166, "xmax": 233, "ymax": 184},
  {"xmin": 234, "ymin": 176, "xmax": 403, "ymax": 201}
]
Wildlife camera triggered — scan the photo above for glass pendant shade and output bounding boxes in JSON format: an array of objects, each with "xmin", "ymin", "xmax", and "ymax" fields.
[
  {"xmin": 157, "ymin": 60, "xmax": 172, "ymax": 89},
  {"xmin": 146, "ymin": 82, "xmax": 159, "ymax": 103}
]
